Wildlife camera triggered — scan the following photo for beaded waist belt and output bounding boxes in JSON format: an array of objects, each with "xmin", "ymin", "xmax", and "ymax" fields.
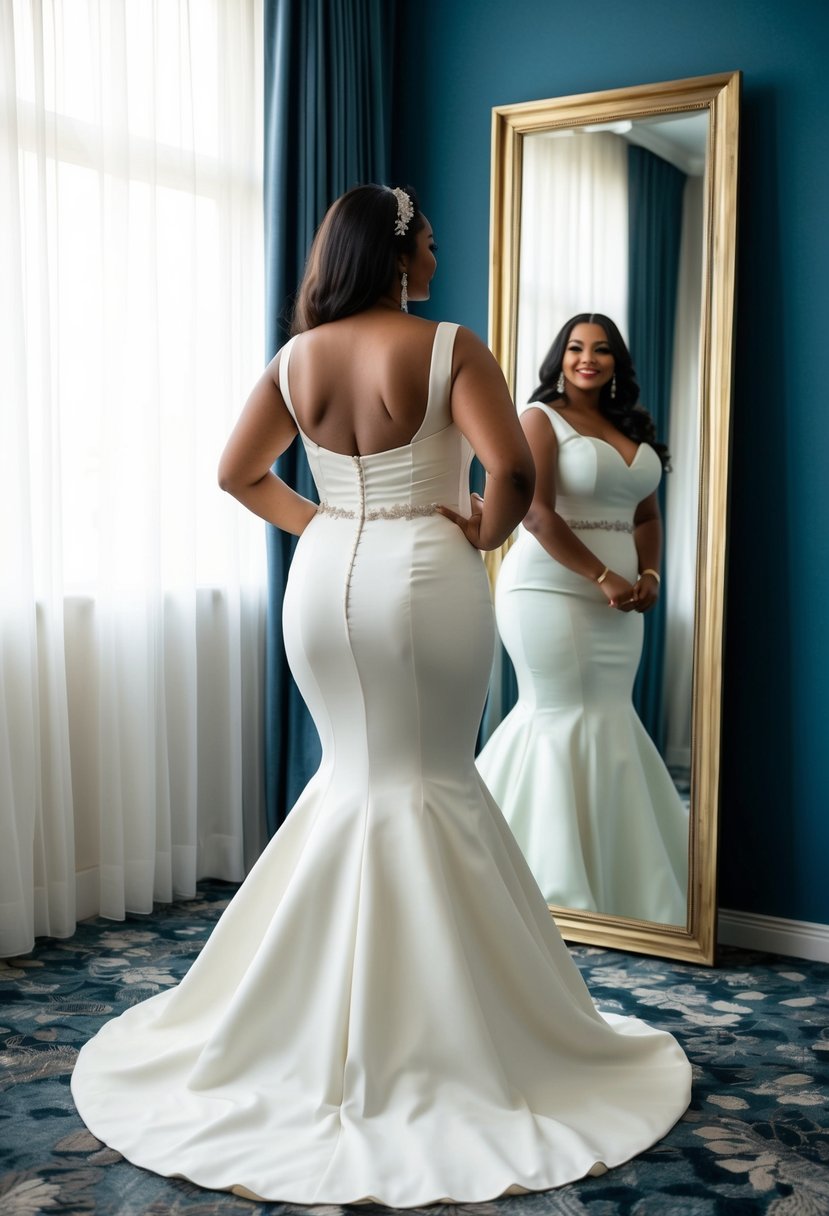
[
  {"xmin": 317, "ymin": 501, "xmax": 438, "ymax": 522},
  {"xmin": 562, "ymin": 518, "xmax": 634, "ymax": 534}
]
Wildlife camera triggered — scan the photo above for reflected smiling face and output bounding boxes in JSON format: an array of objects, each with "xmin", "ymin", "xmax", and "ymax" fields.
[
  {"xmin": 402, "ymin": 217, "xmax": 438, "ymax": 303},
  {"xmin": 562, "ymin": 322, "xmax": 615, "ymax": 393}
]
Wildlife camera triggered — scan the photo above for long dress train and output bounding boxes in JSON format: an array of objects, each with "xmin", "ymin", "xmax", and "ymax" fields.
[
  {"xmin": 477, "ymin": 402, "xmax": 689, "ymax": 924},
  {"xmin": 72, "ymin": 326, "xmax": 691, "ymax": 1206}
]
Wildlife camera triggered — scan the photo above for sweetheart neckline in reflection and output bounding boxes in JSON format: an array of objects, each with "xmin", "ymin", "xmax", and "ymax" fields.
[
  {"xmin": 552, "ymin": 411, "xmax": 644, "ymax": 470},
  {"xmin": 581, "ymin": 434, "xmax": 644, "ymax": 470}
]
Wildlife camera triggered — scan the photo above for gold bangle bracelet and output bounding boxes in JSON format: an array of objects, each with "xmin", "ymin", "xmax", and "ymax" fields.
[
  {"xmin": 596, "ymin": 567, "xmax": 610, "ymax": 585},
  {"xmin": 639, "ymin": 568, "xmax": 661, "ymax": 584}
]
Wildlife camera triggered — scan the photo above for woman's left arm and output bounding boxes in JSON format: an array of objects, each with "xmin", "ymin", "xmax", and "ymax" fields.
[
  {"xmin": 218, "ymin": 353, "xmax": 318, "ymax": 536},
  {"xmin": 631, "ymin": 490, "xmax": 662, "ymax": 612}
]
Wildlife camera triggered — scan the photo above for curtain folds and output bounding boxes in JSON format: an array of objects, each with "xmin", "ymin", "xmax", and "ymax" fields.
[
  {"xmin": 1, "ymin": 1, "xmax": 266, "ymax": 957},
  {"xmin": 627, "ymin": 145, "xmax": 686, "ymax": 751},
  {"xmin": 514, "ymin": 132, "xmax": 629, "ymax": 411},
  {"xmin": 263, "ymin": 0, "xmax": 395, "ymax": 832},
  {"xmin": 662, "ymin": 176, "xmax": 703, "ymax": 775}
]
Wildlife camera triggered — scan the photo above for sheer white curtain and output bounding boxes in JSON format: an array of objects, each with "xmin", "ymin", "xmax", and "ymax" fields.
[
  {"xmin": 1, "ymin": 0, "xmax": 266, "ymax": 957},
  {"xmin": 662, "ymin": 175, "xmax": 704, "ymax": 774},
  {"xmin": 514, "ymin": 132, "xmax": 628, "ymax": 409}
]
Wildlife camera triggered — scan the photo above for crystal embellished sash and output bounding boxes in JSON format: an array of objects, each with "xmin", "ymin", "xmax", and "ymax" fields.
[
  {"xmin": 563, "ymin": 518, "xmax": 634, "ymax": 533},
  {"xmin": 317, "ymin": 501, "xmax": 438, "ymax": 521}
]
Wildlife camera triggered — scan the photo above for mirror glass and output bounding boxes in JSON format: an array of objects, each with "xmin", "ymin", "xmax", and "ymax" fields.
[
  {"xmin": 486, "ymin": 75, "xmax": 740, "ymax": 963},
  {"xmin": 516, "ymin": 111, "xmax": 708, "ymax": 920}
]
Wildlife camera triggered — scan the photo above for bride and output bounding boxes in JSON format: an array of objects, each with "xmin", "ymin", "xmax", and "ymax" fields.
[{"xmin": 71, "ymin": 185, "xmax": 691, "ymax": 1207}]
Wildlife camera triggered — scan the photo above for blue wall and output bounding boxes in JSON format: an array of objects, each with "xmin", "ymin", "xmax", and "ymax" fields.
[{"xmin": 394, "ymin": 0, "xmax": 829, "ymax": 924}]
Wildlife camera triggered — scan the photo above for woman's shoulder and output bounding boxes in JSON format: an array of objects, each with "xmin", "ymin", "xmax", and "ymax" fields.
[
  {"xmin": 518, "ymin": 399, "xmax": 565, "ymax": 423},
  {"xmin": 447, "ymin": 324, "xmax": 513, "ymax": 379},
  {"xmin": 300, "ymin": 311, "xmax": 448, "ymax": 347},
  {"xmin": 519, "ymin": 402, "xmax": 579, "ymax": 449}
]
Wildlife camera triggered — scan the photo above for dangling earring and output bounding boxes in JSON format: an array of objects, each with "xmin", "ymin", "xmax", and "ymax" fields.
[
  {"xmin": 556, "ymin": 371, "xmax": 565, "ymax": 394},
  {"xmin": 610, "ymin": 373, "xmax": 617, "ymax": 399},
  {"xmin": 400, "ymin": 270, "xmax": 408, "ymax": 313}
]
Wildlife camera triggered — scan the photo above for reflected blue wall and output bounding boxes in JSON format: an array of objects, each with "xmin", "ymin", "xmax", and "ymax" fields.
[{"xmin": 393, "ymin": 0, "xmax": 829, "ymax": 925}]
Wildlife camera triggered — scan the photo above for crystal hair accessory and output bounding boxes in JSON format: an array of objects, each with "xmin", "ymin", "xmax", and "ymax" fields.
[{"xmin": 391, "ymin": 187, "xmax": 414, "ymax": 237}]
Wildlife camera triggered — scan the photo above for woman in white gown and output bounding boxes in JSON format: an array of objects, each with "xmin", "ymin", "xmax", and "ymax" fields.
[
  {"xmin": 71, "ymin": 198, "xmax": 690, "ymax": 1206},
  {"xmin": 477, "ymin": 314, "xmax": 689, "ymax": 925}
]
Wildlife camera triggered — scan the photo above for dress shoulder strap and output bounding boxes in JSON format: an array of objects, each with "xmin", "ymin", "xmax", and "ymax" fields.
[
  {"xmin": 518, "ymin": 400, "xmax": 576, "ymax": 443},
  {"xmin": 413, "ymin": 322, "xmax": 460, "ymax": 441},
  {"xmin": 278, "ymin": 335, "xmax": 300, "ymax": 421}
]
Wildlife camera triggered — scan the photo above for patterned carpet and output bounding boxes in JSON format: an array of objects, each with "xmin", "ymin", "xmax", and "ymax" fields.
[{"xmin": 2, "ymin": 882, "xmax": 828, "ymax": 1216}]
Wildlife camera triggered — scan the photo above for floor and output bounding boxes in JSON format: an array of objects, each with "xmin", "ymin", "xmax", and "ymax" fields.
[{"xmin": 2, "ymin": 881, "xmax": 828, "ymax": 1215}]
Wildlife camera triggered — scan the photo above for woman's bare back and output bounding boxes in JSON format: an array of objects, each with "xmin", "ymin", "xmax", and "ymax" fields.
[{"xmin": 283, "ymin": 311, "xmax": 442, "ymax": 456}]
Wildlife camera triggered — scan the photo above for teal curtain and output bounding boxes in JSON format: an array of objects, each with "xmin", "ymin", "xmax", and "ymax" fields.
[
  {"xmin": 627, "ymin": 145, "xmax": 686, "ymax": 752},
  {"xmin": 263, "ymin": 0, "xmax": 395, "ymax": 832}
]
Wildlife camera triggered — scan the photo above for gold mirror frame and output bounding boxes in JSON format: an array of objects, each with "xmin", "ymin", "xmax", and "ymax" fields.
[{"xmin": 488, "ymin": 72, "xmax": 740, "ymax": 965}]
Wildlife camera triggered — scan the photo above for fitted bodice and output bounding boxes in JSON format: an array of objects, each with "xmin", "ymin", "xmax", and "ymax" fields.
[
  {"xmin": 520, "ymin": 401, "xmax": 661, "ymax": 528},
  {"xmin": 279, "ymin": 322, "xmax": 472, "ymax": 518}
]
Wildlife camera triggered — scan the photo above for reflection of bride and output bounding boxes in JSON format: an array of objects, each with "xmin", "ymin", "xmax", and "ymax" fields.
[{"xmin": 477, "ymin": 313, "xmax": 689, "ymax": 924}]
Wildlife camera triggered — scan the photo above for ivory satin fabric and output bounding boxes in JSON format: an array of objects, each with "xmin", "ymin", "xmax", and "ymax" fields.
[
  {"xmin": 72, "ymin": 327, "xmax": 691, "ymax": 1206},
  {"xmin": 477, "ymin": 402, "xmax": 689, "ymax": 924}
]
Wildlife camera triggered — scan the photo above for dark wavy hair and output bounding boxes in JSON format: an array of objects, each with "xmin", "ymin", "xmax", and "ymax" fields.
[
  {"xmin": 291, "ymin": 184, "xmax": 425, "ymax": 333},
  {"xmin": 529, "ymin": 313, "xmax": 670, "ymax": 470}
]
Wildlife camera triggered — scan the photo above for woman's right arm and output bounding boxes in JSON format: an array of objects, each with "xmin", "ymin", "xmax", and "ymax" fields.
[
  {"xmin": 520, "ymin": 407, "xmax": 636, "ymax": 609},
  {"xmin": 218, "ymin": 353, "xmax": 319, "ymax": 536},
  {"xmin": 439, "ymin": 327, "xmax": 534, "ymax": 549}
]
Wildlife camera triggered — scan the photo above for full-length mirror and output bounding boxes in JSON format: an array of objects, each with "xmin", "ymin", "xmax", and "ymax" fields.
[{"xmin": 486, "ymin": 73, "xmax": 740, "ymax": 964}]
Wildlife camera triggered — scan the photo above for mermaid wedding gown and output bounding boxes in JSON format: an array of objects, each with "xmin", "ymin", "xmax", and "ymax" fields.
[
  {"xmin": 477, "ymin": 402, "xmax": 689, "ymax": 925},
  {"xmin": 72, "ymin": 325, "xmax": 690, "ymax": 1206}
]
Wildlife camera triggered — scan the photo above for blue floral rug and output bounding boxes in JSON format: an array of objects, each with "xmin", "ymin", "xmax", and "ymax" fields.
[{"xmin": 2, "ymin": 882, "xmax": 828, "ymax": 1215}]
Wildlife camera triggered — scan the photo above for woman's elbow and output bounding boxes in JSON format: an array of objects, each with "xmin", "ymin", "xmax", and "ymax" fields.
[
  {"xmin": 217, "ymin": 455, "xmax": 245, "ymax": 496},
  {"xmin": 634, "ymin": 509, "xmax": 661, "ymax": 530},
  {"xmin": 523, "ymin": 499, "xmax": 561, "ymax": 538},
  {"xmin": 522, "ymin": 502, "xmax": 544, "ymax": 536},
  {"xmin": 512, "ymin": 468, "xmax": 534, "ymax": 515},
  {"xmin": 498, "ymin": 454, "xmax": 535, "ymax": 505}
]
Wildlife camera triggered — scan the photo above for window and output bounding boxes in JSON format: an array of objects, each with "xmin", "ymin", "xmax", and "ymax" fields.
[
  {"xmin": 6, "ymin": 0, "xmax": 265, "ymax": 592},
  {"xmin": 1, "ymin": 1, "xmax": 267, "ymax": 956}
]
